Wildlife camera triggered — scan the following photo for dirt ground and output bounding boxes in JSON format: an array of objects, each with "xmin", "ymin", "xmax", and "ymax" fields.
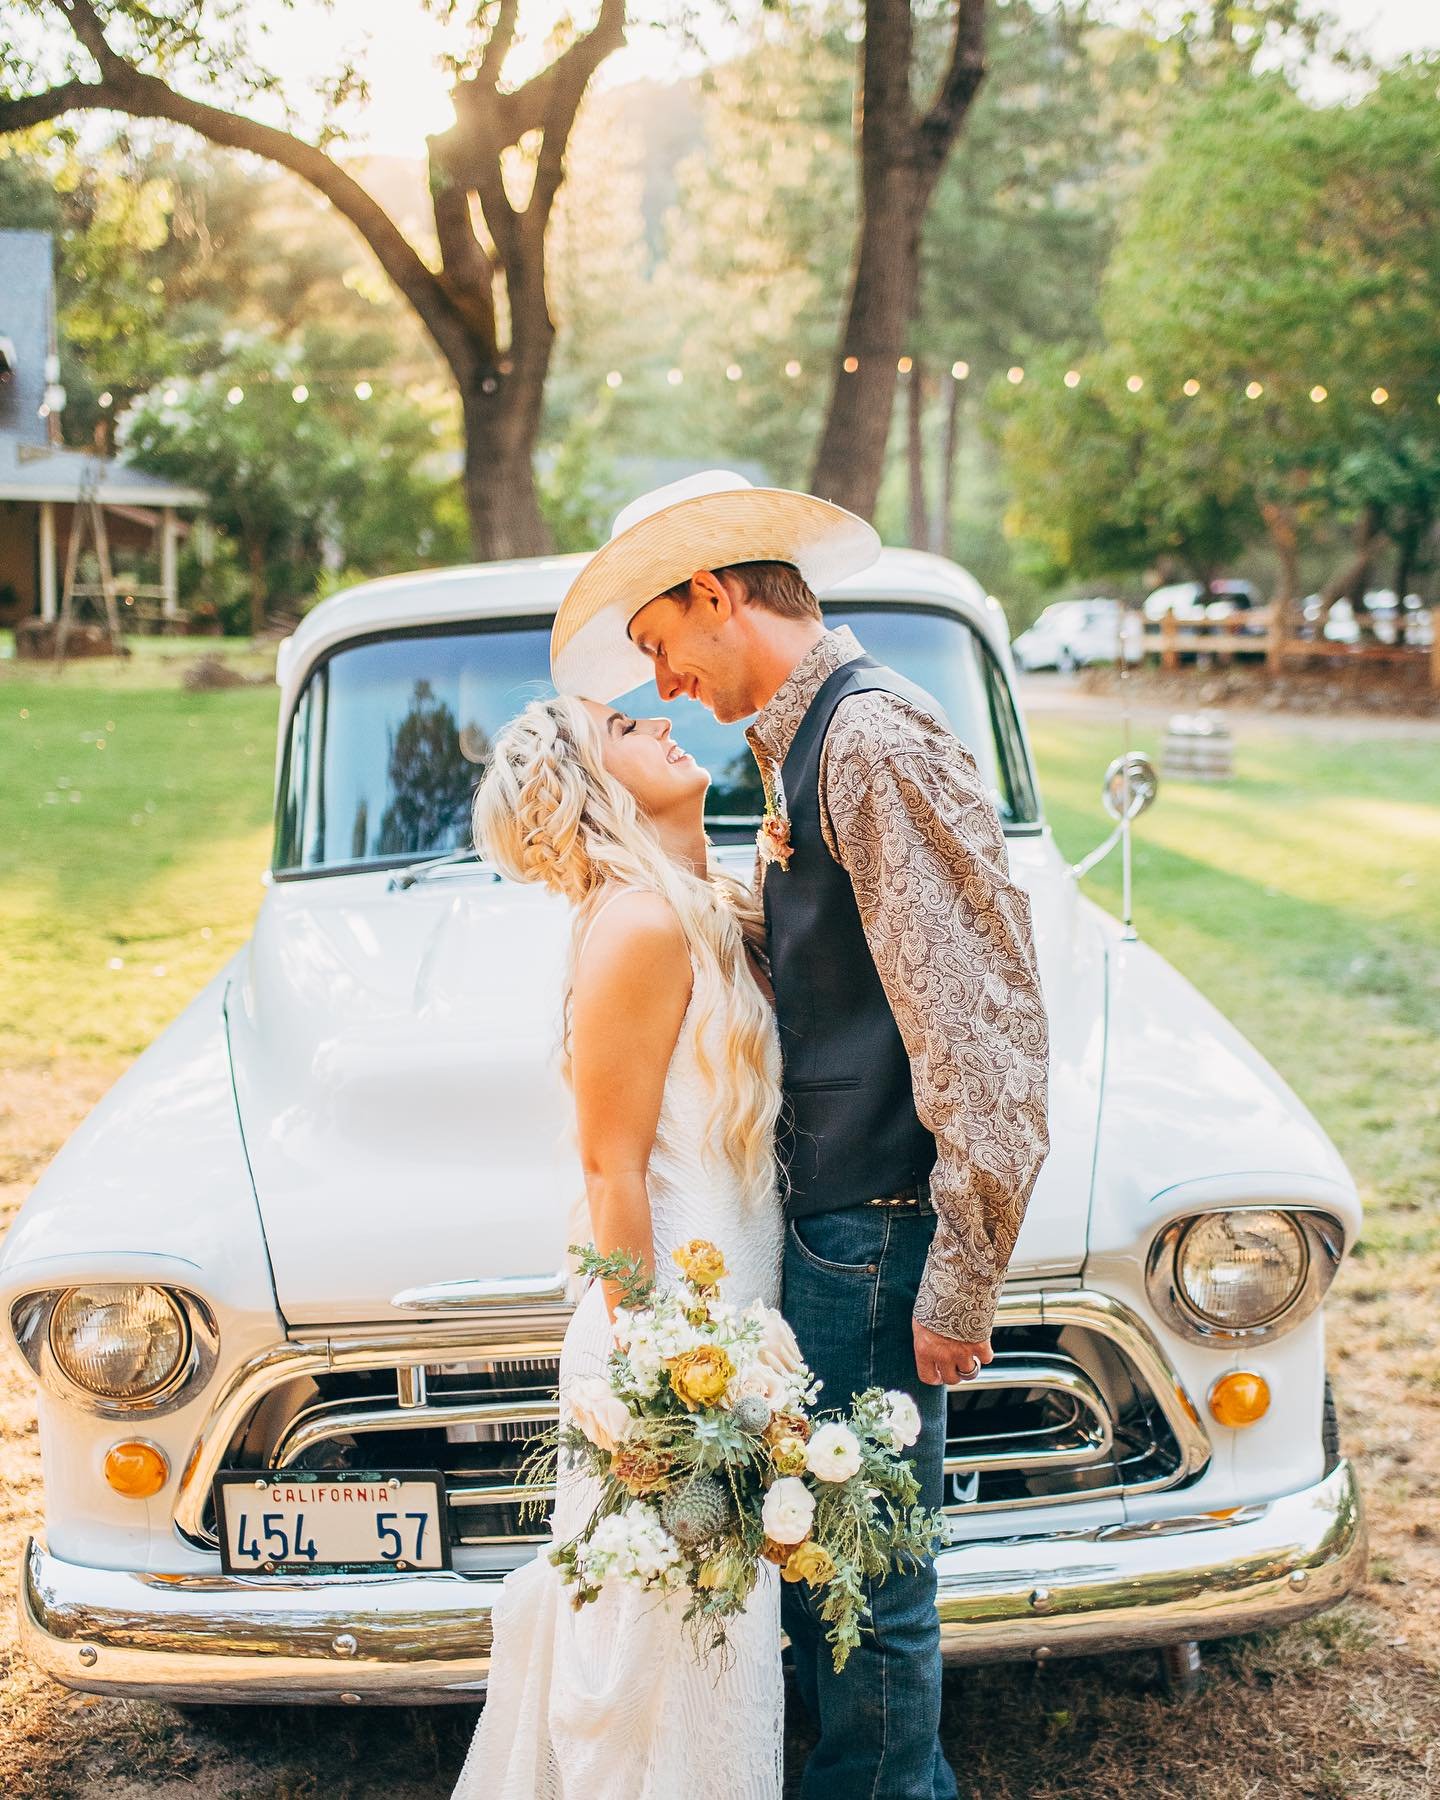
[{"xmin": 2, "ymin": 1055, "xmax": 1437, "ymax": 1799}]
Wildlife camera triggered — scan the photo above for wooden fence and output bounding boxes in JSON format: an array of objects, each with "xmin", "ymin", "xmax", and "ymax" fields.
[{"xmin": 1140, "ymin": 608, "xmax": 1440, "ymax": 691}]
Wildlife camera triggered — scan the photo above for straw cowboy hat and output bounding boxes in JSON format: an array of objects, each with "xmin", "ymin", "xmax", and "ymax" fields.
[{"xmin": 549, "ymin": 469, "xmax": 881, "ymax": 702}]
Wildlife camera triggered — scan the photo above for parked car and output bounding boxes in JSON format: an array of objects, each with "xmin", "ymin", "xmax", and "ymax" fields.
[
  {"xmin": 1301, "ymin": 591, "xmax": 1435, "ymax": 648},
  {"xmin": 3, "ymin": 547, "xmax": 1365, "ymax": 1706},
  {"xmin": 1012, "ymin": 598, "xmax": 1121, "ymax": 672},
  {"xmin": 1143, "ymin": 579, "xmax": 1263, "ymax": 626}
]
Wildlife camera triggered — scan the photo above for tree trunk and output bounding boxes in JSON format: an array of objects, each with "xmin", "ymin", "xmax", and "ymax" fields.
[
  {"xmin": 906, "ymin": 359, "xmax": 930, "ymax": 548},
  {"xmin": 245, "ymin": 534, "xmax": 267, "ymax": 638},
  {"xmin": 933, "ymin": 375, "xmax": 963, "ymax": 557},
  {"xmin": 1259, "ymin": 500, "xmax": 1300, "ymax": 672},
  {"xmin": 811, "ymin": 162, "xmax": 926, "ymax": 515},
  {"xmin": 1319, "ymin": 501, "xmax": 1385, "ymax": 624},
  {"xmin": 461, "ymin": 379, "xmax": 553, "ymax": 561},
  {"xmin": 809, "ymin": 0, "xmax": 987, "ymax": 518}
]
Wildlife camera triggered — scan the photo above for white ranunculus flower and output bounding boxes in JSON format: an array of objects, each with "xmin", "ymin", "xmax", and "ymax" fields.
[
  {"xmin": 806, "ymin": 1422, "xmax": 863, "ymax": 1483},
  {"xmin": 760, "ymin": 1476, "xmax": 816, "ymax": 1546},
  {"xmin": 882, "ymin": 1390, "xmax": 923, "ymax": 1450},
  {"xmin": 757, "ymin": 1308, "xmax": 805, "ymax": 1374},
  {"xmin": 568, "ymin": 1375, "xmax": 632, "ymax": 1453},
  {"xmin": 732, "ymin": 1362, "xmax": 790, "ymax": 1410}
]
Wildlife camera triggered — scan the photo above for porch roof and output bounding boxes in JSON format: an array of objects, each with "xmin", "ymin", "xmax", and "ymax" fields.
[{"xmin": 0, "ymin": 433, "xmax": 206, "ymax": 508}]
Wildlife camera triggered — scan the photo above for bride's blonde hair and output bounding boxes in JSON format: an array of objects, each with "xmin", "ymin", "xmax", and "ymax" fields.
[{"xmin": 472, "ymin": 695, "xmax": 781, "ymax": 1209}]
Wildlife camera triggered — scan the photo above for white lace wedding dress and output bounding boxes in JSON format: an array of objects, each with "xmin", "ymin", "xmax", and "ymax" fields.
[{"xmin": 452, "ymin": 889, "xmax": 786, "ymax": 1800}]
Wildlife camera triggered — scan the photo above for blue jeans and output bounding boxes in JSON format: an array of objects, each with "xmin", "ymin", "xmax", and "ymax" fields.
[{"xmin": 782, "ymin": 1204, "xmax": 957, "ymax": 1800}]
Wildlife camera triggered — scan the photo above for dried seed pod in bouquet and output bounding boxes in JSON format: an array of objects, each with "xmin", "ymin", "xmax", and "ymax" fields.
[{"xmin": 661, "ymin": 1473, "xmax": 731, "ymax": 1547}]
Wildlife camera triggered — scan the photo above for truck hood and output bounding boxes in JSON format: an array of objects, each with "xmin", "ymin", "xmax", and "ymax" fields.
[{"xmin": 228, "ymin": 840, "xmax": 1102, "ymax": 1325}]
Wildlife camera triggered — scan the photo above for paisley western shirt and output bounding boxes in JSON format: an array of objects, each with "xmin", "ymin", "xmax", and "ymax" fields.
[{"xmin": 745, "ymin": 626, "xmax": 1050, "ymax": 1342}]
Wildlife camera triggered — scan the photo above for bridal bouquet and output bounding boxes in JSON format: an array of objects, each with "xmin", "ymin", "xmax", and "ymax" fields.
[{"xmin": 530, "ymin": 1240, "xmax": 943, "ymax": 1672}]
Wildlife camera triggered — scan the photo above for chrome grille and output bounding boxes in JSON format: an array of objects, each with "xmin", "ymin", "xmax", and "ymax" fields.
[{"xmin": 177, "ymin": 1291, "xmax": 1208, "ymax": 1554}]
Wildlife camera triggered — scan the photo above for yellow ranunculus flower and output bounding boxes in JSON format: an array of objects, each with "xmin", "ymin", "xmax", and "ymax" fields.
[
  {"xmin": 771, "ymin": 1435, "xmax": 808, "ymax": 1476},
  {"xmin": 781, "ymin": 1541, "xmax": 836, "ymax": 1587},
  {"xmin": 672, "ymin": 1238, "xmax": 728, "ymax": 1288},
  {"xmin": 667, "ymin": 1344, "xmax": 734, "ymax": 1410}
]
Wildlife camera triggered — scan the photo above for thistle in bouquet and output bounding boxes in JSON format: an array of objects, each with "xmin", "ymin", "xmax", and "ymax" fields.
[{"xmin": 536, "ymin": 1239, "xmax": 944, "ymax": 1672}]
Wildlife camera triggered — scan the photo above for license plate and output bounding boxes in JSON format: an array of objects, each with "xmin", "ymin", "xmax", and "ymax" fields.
[{"xmin": 214, "ymin": 1470, "xmax": 451, "ymax": 1574}]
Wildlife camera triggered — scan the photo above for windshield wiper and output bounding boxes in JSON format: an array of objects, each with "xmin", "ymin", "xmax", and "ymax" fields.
[{"xmin": 388, "ymin": 846, "xmax": 498, "ymax": 891}]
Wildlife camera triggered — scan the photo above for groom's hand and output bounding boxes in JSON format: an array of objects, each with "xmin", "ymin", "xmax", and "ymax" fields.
[{"xmin": 914, "ymin": 1321, "xmax": 993, "ymax": 1387}]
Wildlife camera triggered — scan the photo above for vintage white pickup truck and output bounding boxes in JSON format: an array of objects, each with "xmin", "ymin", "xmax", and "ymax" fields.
[{"xmin": 4, "ymin": 547, "xmax": 1364, "ymax": 1704}]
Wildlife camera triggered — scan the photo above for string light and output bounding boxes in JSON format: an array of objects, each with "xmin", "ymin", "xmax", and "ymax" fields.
[{"xmin": 80, "ymin": 358, "xmax": 1427, "ymax": 416}]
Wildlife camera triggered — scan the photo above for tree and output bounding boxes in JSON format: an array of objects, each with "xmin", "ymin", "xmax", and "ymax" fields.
[
  {"xmin": 996, "ymin": 64, "xmax": 1440, "ymax": 617},
  {"xmin": 808, "ymin": 0, "xmax": 988, "ymax": 520},
  {"xmin": 121, "ymin": 332, "xmax": 467, "ymax": 631},
  {"xmin": 909, "ymin": 0, "xmax": 1118, "ymax": 555},
  {"xmin": 0, "ymin": 0, "xmax": 626, "ymax": 558}
]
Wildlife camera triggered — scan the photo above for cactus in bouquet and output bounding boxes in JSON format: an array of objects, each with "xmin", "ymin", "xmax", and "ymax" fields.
[{"xmin": 530, "ymin": 1240, "xmax": 944, "ymax": 1672}]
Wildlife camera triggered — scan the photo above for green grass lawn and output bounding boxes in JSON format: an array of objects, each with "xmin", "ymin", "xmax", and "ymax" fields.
[
  {"xmin": 2, "ymin": 667, "xmax": 1437, "ymax": 1230},
  {"xmin": 0, "ymin": 668, "xmax": 278, "ymax": 1060}
]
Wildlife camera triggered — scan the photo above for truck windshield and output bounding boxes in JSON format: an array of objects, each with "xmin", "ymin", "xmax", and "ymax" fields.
[{"xmin": 273, "ymin": 603, "xmax": 1039, "ymax": 876}]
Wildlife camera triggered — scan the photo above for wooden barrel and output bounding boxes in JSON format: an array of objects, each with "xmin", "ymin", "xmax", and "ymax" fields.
[{"xmin": 1162, "ymin": 711, "xmax": 1234, "ymax": 781}]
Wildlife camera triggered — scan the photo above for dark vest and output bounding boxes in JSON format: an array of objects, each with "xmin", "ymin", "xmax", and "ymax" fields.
[{"xmin": 762, "ymin": 654, "xmax": 947, "ymax": 1216}]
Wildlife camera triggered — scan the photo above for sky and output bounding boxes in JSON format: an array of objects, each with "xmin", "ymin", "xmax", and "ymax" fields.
[{"xmin": 244, "ymin": 0, "xmax": 1440, "ymax": 159}]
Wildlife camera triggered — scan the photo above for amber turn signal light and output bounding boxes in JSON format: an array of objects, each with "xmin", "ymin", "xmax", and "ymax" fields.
[
  {"xmin": 104, "ymin": 1440, "xmax": 169, "ymax": 1498},
  {"xmin": 1208, "ymin": 1371, "xmax": 1270, "ymax": 1429}
]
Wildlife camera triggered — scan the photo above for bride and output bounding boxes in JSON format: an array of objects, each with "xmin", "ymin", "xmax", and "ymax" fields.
[{"xmin": 452, "ymin": 691, "xmax": 787, "ymax": 1800}]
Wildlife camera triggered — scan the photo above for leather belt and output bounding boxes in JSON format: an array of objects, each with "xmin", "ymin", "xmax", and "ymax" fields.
[{"xmin": 863, "ymin": 1179, "xmax": 933, "ymax": 1210}]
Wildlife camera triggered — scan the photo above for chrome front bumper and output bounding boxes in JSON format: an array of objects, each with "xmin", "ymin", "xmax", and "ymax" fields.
[{"xmin": 20, "ymin": 1460, "xmax": 1364, "ymax": 1704}]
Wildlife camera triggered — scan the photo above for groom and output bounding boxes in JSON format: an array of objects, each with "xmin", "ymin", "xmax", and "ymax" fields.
[{"xmin": 550, "ymin": 470, "xmax": 1050, "ymax": 1800}]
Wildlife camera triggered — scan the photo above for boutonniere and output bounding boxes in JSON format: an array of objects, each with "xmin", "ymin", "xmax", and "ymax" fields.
[
  {"xmin": 757, "ymin": 807, "xmax": 793, "ymax": 873},
  {"xmin": 756, "ymin": 760, "xmax": 793, "ymax": 872}
]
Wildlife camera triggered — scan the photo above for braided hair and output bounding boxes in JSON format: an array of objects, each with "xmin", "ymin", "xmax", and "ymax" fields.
[{"xmin": 472, "ymin": 695, "xmax": 781, "ymax": 1210}]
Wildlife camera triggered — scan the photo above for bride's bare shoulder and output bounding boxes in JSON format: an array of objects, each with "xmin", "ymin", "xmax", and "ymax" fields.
[{"xmin": 574, "ymin": 886, "xmax": 690, "ymax": 1004}]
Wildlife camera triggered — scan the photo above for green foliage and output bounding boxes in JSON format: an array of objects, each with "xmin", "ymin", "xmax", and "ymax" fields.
[
  {"xmin": 119, "ymin": 332, "xmax": 466, "ymax": 613},
  {"xmin": 998, "ymin": 62, "xmax": 1440, "ymax": 590}
]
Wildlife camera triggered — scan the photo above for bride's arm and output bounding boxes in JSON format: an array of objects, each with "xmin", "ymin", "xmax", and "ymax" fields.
[{"xmin": 570, "ymin": 890, "xmax": 692, "ymax": 1320}]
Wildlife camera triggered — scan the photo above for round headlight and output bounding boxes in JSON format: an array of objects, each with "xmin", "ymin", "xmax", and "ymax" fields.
[
  {"xmin": 1176, "ymin": 1211, "xmax": 1308, "ymax": 1328},
  {"xmin": 48, "ymin": 1285, "xmax": 189, "ymax": 1402}
]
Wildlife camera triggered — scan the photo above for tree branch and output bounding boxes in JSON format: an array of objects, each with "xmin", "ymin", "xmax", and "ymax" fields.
[
  {"xmin": 429, "ymin": 162, "xmax": 499, "ymax": 357},
  {"xmin": 522, "ymin": 0, "xmax": 626, "ymax": 232},
  {"xmin": 919, "ymin": 0, "xmax": 987, "ymax": 177},
  {"xmin": 1, "ymin": 46, "xmax": 479, "ymax": 383},
  {"xmin": 54, "ymin": 0, "xmax": 127, "ymax": 76},
  {"xmin": 473, "ymin": 0, "xmax": 521, "ymax": 95},
  {"xmin": 0, "ymin": 79, "xmax": 103, "ymax": 135}
]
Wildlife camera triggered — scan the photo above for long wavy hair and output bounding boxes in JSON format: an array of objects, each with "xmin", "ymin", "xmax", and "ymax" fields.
[{"xmin": 472, "ymin": 695, "xmax": 781, "ymax": 1210}]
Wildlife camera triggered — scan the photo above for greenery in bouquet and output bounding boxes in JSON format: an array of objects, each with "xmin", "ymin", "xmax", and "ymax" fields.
[{"xmin": 529, "ymin": 1240, "xmax": 943, "ymax": 1672}]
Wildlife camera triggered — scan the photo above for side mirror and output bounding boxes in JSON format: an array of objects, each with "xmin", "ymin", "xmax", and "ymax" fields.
[{"xmin": 1101, "ymin": 752, "xmax": 1159, "ymax": 823}]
